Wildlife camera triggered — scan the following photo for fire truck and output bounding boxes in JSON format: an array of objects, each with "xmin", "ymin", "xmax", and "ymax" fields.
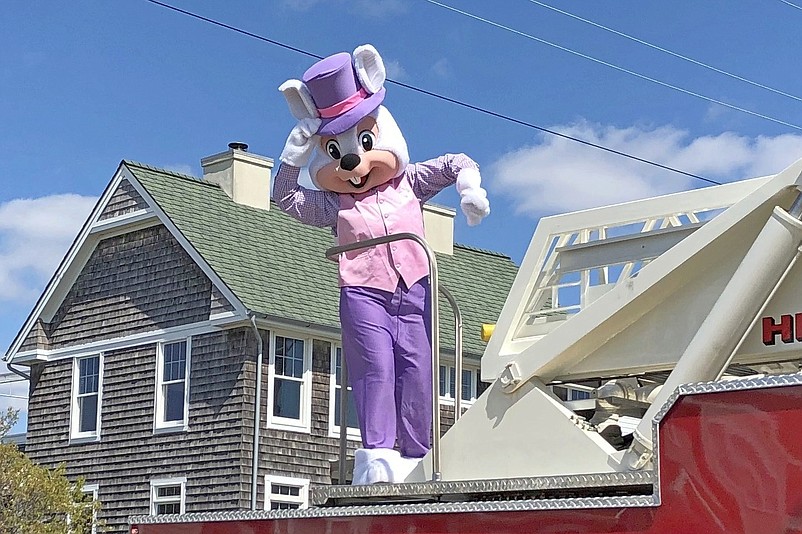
[{"xmin": 130, "ymin": 158, "xmax": 802, "ymax": 533}]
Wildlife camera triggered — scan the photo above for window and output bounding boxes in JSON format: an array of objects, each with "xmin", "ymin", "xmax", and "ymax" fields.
[
  {"xmin": 326, "ymin": 342, "xmax": 360, "ymax": 439},
  {"xmin": 264, "ymin": 475, "xmax": 309, "ymax": 511},
  {"xmin": 82, "ymin": 484, "xmax": 99, "ymax": 534},
  {"xmin": 150, "ymin": 478, "xmax": 186, "ymax": 516},
  {"xmin": 71, "ymin": 354, "xmax": 102, "ymax": 441},
  {"xmin": 438, "ymin": 364, "xmax": 479, "ymax": 404},
  {"xmin": 155, "ymin": 339, "xmax": 190, "ymax": 431},
  {"xmin": 268, "ymin": 333, "xmax": 312, "ymax": 431},
  {"xmin": 552, "ymin": 384, "xmax": 594, "ymax": 402}
]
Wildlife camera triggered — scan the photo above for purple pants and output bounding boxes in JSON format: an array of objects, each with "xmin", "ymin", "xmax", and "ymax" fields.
[{"xmin": 340, "ymin": 278, "xmax": 432, "ymax": 458}]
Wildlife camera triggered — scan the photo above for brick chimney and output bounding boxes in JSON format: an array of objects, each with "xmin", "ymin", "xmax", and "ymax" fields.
[
  {"xmin": 201, "ymin": 142, "xmax": 274, "ymax": 210},
  {"xmin": 423, "ymin": 203, "xmax": 455, "ymax": 255}
]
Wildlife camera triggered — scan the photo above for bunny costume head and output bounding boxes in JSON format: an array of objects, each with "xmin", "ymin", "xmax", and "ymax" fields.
[{"xmin": 279, "ymin": 45, "xmax": 409, "ymax": 194}]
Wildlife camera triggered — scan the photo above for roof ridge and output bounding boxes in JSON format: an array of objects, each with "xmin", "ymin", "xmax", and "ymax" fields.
[
  {"xmin": 453, "ymin": 242, "xmax": 514, "ymax": 260},
  {"xmin": 123, "ymin": 160, "xmax": 213, "ymax": 186}
]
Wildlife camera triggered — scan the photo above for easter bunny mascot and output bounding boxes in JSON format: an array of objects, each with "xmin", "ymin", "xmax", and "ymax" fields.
[{"xmin": 273, "ymin": 45, "xmax": 490, "ymax": 485}]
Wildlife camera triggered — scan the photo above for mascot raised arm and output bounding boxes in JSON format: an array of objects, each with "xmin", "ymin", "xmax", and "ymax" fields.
[{"xmin": 273, "ymin": 44, "xmax": 490, "ymax": 485}]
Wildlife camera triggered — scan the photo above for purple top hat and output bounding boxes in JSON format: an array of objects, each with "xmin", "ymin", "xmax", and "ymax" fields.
[{"xmin": 303, "ymin": 52, "xmax": 385, "ymax": 137}]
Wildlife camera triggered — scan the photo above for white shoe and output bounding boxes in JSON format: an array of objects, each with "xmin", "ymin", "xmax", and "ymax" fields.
[
  {"xmin": 352, "ymin": 448, "xmax": 400, "ymax": 485},
  {"xmin": 389, "ymin": 455, "xmax": 422, "ymax": 483}
]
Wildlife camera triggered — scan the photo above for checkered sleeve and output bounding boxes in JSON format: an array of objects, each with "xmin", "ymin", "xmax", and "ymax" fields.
[
  {"xmin": 272, "ymin": 163, "xmax": 339, "ymax": 228},
  {"xmin": 406, "ymin": 153, "xmax": 480, "ymax": 203}
]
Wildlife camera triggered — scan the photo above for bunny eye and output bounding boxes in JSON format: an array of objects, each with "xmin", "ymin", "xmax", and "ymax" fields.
[
  {"xmin": 359, "ymin": 130, "xmax": 375, "ymax": 151},
  {"xmin": 325, "ymin": 140, "xmax": 341, "ymax": 160}
]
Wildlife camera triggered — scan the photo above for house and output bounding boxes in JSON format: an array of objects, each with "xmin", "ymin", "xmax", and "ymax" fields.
[{"xmin": 3, "ymin": 145, "xmax": 518, "ymax": 533}]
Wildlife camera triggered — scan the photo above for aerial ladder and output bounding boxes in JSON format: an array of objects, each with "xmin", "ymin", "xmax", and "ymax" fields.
[{"xmin": 131, "ymin": 158, "xmax": 802, "ymax": 533}]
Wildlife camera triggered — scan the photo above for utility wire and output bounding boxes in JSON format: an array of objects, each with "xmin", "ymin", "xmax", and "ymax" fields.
[
  {"xmin": 526, "ymin": 0, "xmax": 802, "ymax": 103},
  {"xmin": 142, "ymin": 0, "xmax": 719, "ymax": 185},
  {"xmin": 778, "ymin": 0, "xmax": 802, "ymax": 10},
  {"xmin": 424, "ymin": 0, "xmax": 802, "ymax": 132}
]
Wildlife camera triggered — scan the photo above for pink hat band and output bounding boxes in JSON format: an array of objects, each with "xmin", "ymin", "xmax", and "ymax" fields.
[{"xmin": 317, "ymin": 88, "xmax": 369, "ymax": 119}]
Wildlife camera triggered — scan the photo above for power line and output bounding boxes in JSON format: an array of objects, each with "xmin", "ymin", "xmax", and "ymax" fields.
[
  {"xmin": 143, "ymin": 0, "xmax": 324, "ymax": 61},
  {"xmin": 526, "ymin": 0, "xmax": 802, "ymax": 103},
  {"xmin": 142, "ymin": 0, "xmax": 719, "ymax": 185},
  {"xmin": 778, "ymin": 0, "xmax": 802, "ymax": 10},
  {"xmin": 424, "ymin": 0, "xmax": 802, "ymax": 132}
]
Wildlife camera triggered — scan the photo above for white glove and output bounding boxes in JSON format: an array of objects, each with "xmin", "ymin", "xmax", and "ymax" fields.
[
  {"xmin": 456, "ymin": 168, "xmax": 490, "ymax": 226},
  {"xmin": 280, "ymin": 118, "xmax": 321, "ymax": 167}
]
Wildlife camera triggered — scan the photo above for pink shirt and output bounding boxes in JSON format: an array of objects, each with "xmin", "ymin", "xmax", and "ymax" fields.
[
  {"xmin": 337, "ymin": 175, "xmax": 428, "ymax": 291},
  {"xmin": 273, "ymin": 153, "xmax": 479, "ymax": 291}
]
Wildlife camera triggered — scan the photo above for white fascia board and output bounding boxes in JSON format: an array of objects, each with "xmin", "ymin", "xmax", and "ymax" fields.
[
  {"xmin": 12, "ymin": 316, "xmax": 240, "ymax": 364},
  {"xmin": 122, "ymin": 166, "xmax": 249, "ymax": 319},
  {"xmin": 5, "ymin": 164, "xmax": 131, "ymax": 360},
  {"xmin": 88, "ymin": 208, "xmax": 158, "ymax": 235},
  {"xmin": 252, "ymin": 315, "xmax": 341, "ymax": 340}
]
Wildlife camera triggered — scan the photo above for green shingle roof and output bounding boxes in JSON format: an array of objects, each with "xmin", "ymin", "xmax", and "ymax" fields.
[{"xmin": 127, "ymin": 161, "xmax": 518, "ymax": 357}]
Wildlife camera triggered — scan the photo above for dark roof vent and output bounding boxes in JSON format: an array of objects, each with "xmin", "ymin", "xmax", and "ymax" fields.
[{"xmin": 228, "ymin": 142, "xmax": 248, "ymax": 152}]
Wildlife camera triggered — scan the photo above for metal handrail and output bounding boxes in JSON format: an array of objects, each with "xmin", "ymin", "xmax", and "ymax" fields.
[
  {"xmin": 440, "ymin": 286, "xmax": 464, "ymax": 420},
  {"xmin": 327, "ymin": 232, "xmax": 460, "ymax": 483}
]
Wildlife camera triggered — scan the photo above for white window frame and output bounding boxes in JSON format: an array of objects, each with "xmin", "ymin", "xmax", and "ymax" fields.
[
  {"xmin": 82, "ymin": 483, "xmax": 99, "ymax": 534},
  {"xmin": 328, "ymin": 344, "xmax": 361, "ymax": 440},
  {"xmin": 438, "ymin": 363, "xmax": 480, "ymax": 407},
  {"xmin": 264, "ymin": 475, "xmax": 309, "ymax": 510},
  {"xmin": 154, "ymin": 338, "xmax": 191, "ymax": 433},
  {"xmin": 150, "ymin": 477, "xmax": 186, "ymax": 516},
  {"xmin": 69, "ymin": 353, "xmax": 103, "ymax": 443},
  {"xmin": 267, "ymin": 331, "xmax": 312, "ymax": 433}
]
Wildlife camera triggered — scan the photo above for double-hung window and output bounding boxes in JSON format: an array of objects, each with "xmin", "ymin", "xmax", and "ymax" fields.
[
  {"xmin": 269, "ymin": 333, "xmax": 311, "ymax": 431},
  {"xmin": 438, "ymin": 364, "xmax": 479, "ymax": 404},
  {"xmin": 155, "ymin": 339, "xmax": 190, "ymax": 431},
  {"xmin": 264, "ymin": 475, "xmax": 309, "ymax": 510},
  {"xmin": 150, "ymin": 477, "xmax": 186, "ymax": 515},
  {"xmin": 326, "ymin": 343, "xmax": 360, "ymax": 438},
  {"xmin": 71, "ymin": 354, "xmax": 102, "ymax": 441}
]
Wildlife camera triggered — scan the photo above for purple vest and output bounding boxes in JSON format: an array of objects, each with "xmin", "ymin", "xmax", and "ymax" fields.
[{"xmin": 336, "ymin": 174, "xmax": 429, "ymax": 292}]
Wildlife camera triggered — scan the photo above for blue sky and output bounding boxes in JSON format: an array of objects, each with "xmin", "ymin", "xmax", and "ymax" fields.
[{"xmin": 4, "ymin": 0, "xmax": 802, "ymax": 431}]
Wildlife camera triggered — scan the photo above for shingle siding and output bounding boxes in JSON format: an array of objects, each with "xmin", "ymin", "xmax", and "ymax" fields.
[
  {"xmin": 27, "ymin": 333, "xmax": 249, "ymax": 533},
  {"xmin": 46, "ymin": 225, "xmax": 212, "ymax": 348},
  {"xmin": 18, "ymin": 319, "xmax": 49, "ymax": 352},
  {"xmin": 99, "ymin": 179, "xmax": 148, "ymax": 220},
  {"xmin": 210, "ymin": 285, "xmax": 235, "ymax": 315}
]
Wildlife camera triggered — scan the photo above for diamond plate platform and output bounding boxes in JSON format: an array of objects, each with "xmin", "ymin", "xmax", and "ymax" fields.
[{"xmin": 311, "ymin": 471, "xmax": 655, "ymax": 507}]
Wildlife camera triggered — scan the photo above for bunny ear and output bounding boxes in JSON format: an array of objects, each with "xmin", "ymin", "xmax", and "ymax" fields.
[
  {"xmin": 353, "ymin": 44, "xmax": 386, "ymax": 94},
  {"xmin": 278, "ymin": 79, "xmax": 319, "ymax": 120}
]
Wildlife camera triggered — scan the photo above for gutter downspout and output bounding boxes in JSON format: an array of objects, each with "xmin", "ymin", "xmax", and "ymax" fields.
[
  {"xmin": 6, "ymin": 363, "xmax": 31, "ymax": 381},
  {"xmin": 249, "ymin": 315, "xmax": 264, "ymax": 510}
]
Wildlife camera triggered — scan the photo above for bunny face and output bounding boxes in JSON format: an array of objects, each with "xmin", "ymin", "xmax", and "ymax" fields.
[
  {"xmin": 279, "ymin": 45, "xmax": 410, "ymax": 193},
  {"xmin": 307, "ymin": 105, "xmax": 410, "ymax": 194}
]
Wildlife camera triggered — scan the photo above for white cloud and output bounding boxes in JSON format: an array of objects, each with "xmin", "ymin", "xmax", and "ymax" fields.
[
  {"xmin": 431, "ymin": 58, "xmax": 451, "ymax": 79},
  {"xmin": 280, "ymin": 0, "xmax": 320, "ymax": 10},
  {"xmin": 353, "ymin": 0, "xmax": 406, "ymax": 17},
  {"xmin": 489, "ymin": 121, "xmax": 802, "ymax": 216},
  {"xmin": 0, "ymin": 194, "xmax": 96, "ymax": 302},
  {"xmin": 281, "ymin": 0, "xmax": 406, "ymax": 16},
  {"xmin": 385, "ymin": 59, "xmax": 407, "ymax": 81}
]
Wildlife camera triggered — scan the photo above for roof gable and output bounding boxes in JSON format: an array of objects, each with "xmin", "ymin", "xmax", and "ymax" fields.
[{"xmin": 5, "ymin": 163, "xmax": 244, "ymax": 359}]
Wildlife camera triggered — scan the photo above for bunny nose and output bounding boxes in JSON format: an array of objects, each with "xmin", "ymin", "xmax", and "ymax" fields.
[{"xmin": 340, "ymin": 153, "xmax": 361, "ymax": 172}]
